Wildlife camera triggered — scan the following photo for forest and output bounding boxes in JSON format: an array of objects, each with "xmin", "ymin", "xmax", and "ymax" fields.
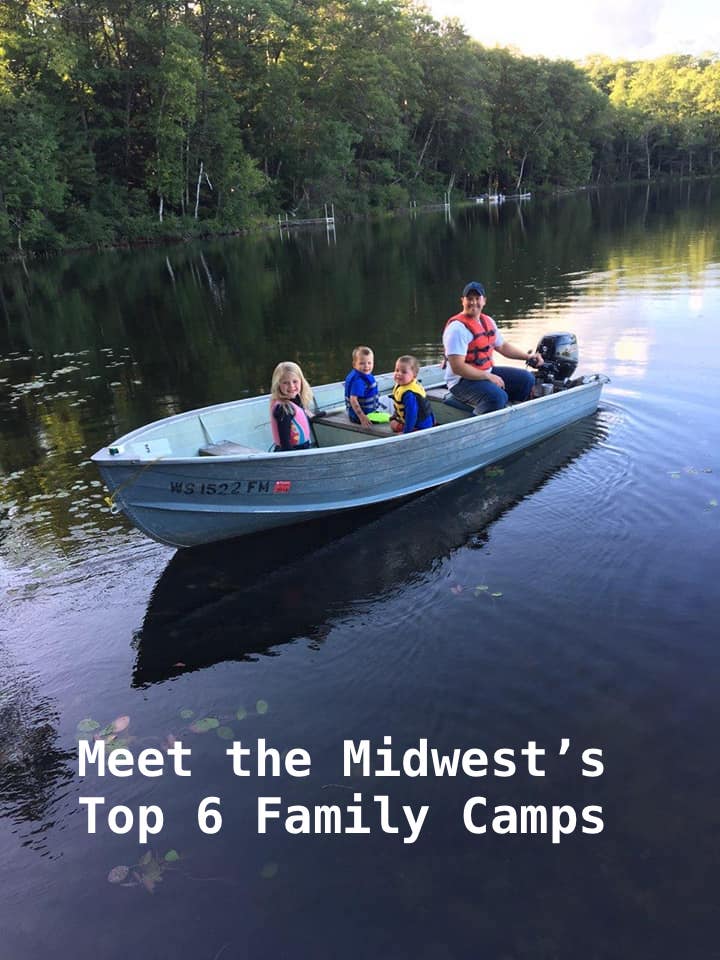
[{"xmin": 1, "ymin": 0, "xmax": 719, "ymax": 255}]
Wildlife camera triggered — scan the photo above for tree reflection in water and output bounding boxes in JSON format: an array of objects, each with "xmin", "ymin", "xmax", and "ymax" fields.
[{"xmin": 0, "ymin": 652, "xmax": 73, "ymax": 851}]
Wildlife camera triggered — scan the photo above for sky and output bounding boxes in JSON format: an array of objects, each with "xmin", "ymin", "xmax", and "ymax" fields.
[{"xmin": 424, "ymin": 0, "xmax": 718, "ymax": 61}]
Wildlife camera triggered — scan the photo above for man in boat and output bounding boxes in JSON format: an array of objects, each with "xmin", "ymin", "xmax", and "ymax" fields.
[{"xmin": 443, "ymin": 281, "xmax": 543, "ymax": 414}]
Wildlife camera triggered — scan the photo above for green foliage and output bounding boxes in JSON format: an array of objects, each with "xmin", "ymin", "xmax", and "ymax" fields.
[{"xmin": 1, "ymin": 0, "xmax": 718, "ymax": 256}]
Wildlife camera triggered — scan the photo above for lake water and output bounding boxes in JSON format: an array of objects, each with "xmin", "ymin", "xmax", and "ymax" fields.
[{"xmin": 1, "ymin": 183, "xmax": 719, "ymax": 959}]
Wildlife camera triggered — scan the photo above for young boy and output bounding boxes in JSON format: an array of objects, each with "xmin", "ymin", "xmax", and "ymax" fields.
[
  {"xmin": 344, "ymin": 345, "xmax": 382, "ymax": 428},
  {"xmin": 390, "ymin": 355, "xmax": 435, "ymax": 433}
]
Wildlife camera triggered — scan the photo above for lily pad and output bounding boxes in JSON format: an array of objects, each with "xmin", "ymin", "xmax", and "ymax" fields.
[
  {"xmin": 112, "ymin": 716, "xmax": 130, "ymax": 733},
  {"xmin": 190, "ymin": 717, "xmax": 220, "ymax": 733},
  {"xmin": 179, "ymin": 709, "xmax": 195, "ymax": 720},
  {"xmin": 236, "ymin": 707, "xmax": 247, "ymax": 721},
  {"xmin": 491, "ymin": 592, "xmax": 503, "ymax": 598},
  {"xmin": 108, "ymin": 865, "xmax": 130, "ymax": 883},
  {"xmin": 260, "ymin": 862, "xmax": 279, "ymax": 880},
  {"xmin": 216, "ymin": 726, "xmax": 235, "ymax": 740},
  {"xmin": 77, "ymin": 718, "xmax": 100, "ymax": 733},
  {"xmin": 164, "ymin": 850, "xmax": 181, "ymax": 863},
  {"xmin": 256, "ymin": 700, "xmax": 269, "ymax": 715}
]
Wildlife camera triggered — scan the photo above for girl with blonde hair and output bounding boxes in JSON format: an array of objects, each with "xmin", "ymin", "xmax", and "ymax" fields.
[{"xmin": 269, "ymin": 361, "xmax": 316, "ymax": 451}]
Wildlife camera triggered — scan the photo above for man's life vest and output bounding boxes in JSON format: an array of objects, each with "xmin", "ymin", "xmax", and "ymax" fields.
[
  {"xmin": 391, "ymin": 381, "xmax": 433, "ymax": 427},
  {"xmin": 443, "ymin": 312, "xmax": 497, "ymax": 371},
  {"xmin": 270, "ymin": 399, "xmax": 311, "ymax": 449},
  {"xmin": 344, "ymin": 369, "xmax": 379, "ymax": 420}
]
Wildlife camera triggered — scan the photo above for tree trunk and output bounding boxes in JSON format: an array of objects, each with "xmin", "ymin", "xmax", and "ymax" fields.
[
  {"xmin": 415, "ymin": 120, "xmax": 436, "ymax": 180},
  {"xmin": 195, "ymin": 160, "xmax": 204, "ymax": 219}
]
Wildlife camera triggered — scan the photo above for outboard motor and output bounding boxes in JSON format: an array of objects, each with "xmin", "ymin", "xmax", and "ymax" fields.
[{"xmin": 531, "ymin": 332, "xmax": 579, "ymax": 385}]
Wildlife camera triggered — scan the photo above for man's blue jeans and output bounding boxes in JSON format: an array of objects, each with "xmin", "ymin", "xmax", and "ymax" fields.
[{"xmin": 450, "ymin": 366, "xmax": 535, "ymax": 415}]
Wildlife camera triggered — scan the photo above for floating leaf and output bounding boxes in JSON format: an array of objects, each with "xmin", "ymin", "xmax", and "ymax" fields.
[
  {"xmin": 108, "ymin": 865, "xmax": 130, "ymax": 884},
  {"xmin": 485, "ymin": 466, "xmax": 504, "ymax": 478},
  {"xmin": 709, "ymin": 499, "xmax": 718, "ymax": 508},
  {"xmin": 77, "ymin": 718, "xmax": 100, "ymax": 733},
  {"xmin": 669, "ymin": 472, "xmax": 681, "ymax": 479},
  {"xmin": 190, "ymin": 717, "xmax": 220, "ymax": 733},
  {"xmin": 216, "ymin": 726, "xmax": 235, "ymax": 740},
  {"xmin": 236, "ymin": 707, "xmax": 247, "ymax": 721},
  {"xmin": 179, "ymin": 709, "xmax": 194, "ymax": 720},
  {"xmin": 474, "ymin": 585, "xmax": 489, "ymax": 594},
  {"xmin": 164, "ymin": 850, "xmax": 181, "ymax": 863},
  {"xmin": 256, "ymin": 700, "xmax": 269, "ymax": 715},
  {"xmin": 139, "ymin": 851, "xmax": 153, "ymax": 867},
  {"xmin": 491, "ymin": 592, "xmax": 503, "ymax": 598},
  {"xmin": 260, "ymin": 862, "xmax": 278, "ymax": 880}
]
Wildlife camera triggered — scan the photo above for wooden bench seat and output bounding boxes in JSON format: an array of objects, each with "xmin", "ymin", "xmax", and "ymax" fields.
[
  {"xmin": 313, "ymin": 410, "xmax": 394, "ymax": 435},
  {"xmin": 312, "ymin": 410, "xmax": 394, "ymax": 446}
]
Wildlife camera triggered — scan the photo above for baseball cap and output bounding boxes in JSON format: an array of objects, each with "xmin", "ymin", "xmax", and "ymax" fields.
[{"xmin": 462, "ymin": 281, "xmax": 486, "ymax": 297}]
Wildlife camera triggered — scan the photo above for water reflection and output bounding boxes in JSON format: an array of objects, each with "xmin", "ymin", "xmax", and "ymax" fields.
[
  {"xmin": 134, "ymin": 414, "xmax": 607, "ymax": 685},
  {"xmin": 0, "ymin": 650, "xmax": 73, "ymax": 851}
]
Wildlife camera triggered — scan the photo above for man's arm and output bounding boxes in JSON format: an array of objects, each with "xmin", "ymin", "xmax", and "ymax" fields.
[{"xmin": 495, "ymin": 342, "xmax": 543, "ymax": 365}]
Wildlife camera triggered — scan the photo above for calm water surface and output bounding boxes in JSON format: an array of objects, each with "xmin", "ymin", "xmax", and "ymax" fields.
[{"xmin": 1, "ymin": 183, "xmax": 719, "ymax": 959}]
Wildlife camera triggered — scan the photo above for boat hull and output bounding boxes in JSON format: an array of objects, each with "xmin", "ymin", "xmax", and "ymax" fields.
[{"xmin": 94, "ymin": 375, "xmax": 605, "ymax": 548}]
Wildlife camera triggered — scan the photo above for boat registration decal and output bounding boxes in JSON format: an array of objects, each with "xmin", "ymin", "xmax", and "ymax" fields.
[
  {"xmin": 169, "ymin": 480, "xmax": 272, "ymax": 496},
  {"xmin": 273, "ymin": 481, "xmax": 291, "ymax": 493}
]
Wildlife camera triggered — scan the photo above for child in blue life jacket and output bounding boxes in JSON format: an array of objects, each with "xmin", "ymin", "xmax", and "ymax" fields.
[
  {"xmin": 390, "ymin": 355, "xmax": 435, "ymax": 434},
  {"xmin": 270, "ymin": 361, "xmax": 315, "ymax": 451},
  {"xmin": 344, "ymin": 345, "xmax": 390, "ymax": 427}
]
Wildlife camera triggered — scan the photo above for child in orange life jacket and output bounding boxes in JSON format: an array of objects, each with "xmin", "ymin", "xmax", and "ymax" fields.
[
  {"xmin": 390, "ymin": 355, "xmax": 435, "ymax": 434},
  {"xmin": 270, "ymin": 361, "xmax": 315, "ymax": 451}
]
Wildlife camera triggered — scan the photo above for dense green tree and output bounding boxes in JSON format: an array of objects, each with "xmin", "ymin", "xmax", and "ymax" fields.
[{"xmin": 1, "ymin": 0, "xmax": 718, "ymax": 255}]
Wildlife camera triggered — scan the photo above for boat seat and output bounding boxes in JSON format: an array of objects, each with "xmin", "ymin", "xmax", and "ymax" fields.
[
  {"xmin": 199, "ymin": 441, "xmax": 264, "ymax": 456},
  {"xmin": 311, "ymin": 410, "xmax": 394, "ymax": 447},
  {"xmin": 313, "ymin": 410, "xmax": 394, "ymax": 436}
]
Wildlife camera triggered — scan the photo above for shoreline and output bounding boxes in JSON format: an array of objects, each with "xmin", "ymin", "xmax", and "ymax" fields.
[{"xmin": 2, "ymin": 177, "xmax": 713, "ymax": 264}]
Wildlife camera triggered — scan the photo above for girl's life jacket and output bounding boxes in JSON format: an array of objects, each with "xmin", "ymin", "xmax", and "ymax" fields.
[{"xmin": 271, "ymin": 398, "xmax": 312, "ymax": 450}]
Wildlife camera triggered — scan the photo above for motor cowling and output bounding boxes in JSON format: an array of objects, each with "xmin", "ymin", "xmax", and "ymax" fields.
[{"xmin": 533, "ymin": 332, "xmax": 578, "ymax": 383}]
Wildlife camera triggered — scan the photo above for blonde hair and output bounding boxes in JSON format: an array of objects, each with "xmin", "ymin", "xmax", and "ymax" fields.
[
  {"xmin": 396, "ymin": 355, "xmax": 419, "ymax": 376},
  {"xmin": 270, "ymin": 361, "xmax": 314, "ymax": 410},
  {"xmin": 352, "ymin": 345, "xmax": 374, "ymax": 361}
]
